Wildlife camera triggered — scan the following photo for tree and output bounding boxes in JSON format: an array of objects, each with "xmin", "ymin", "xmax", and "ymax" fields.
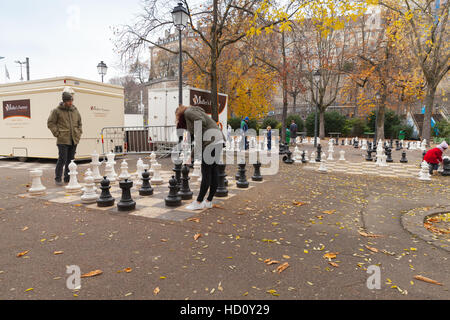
[
  {"xmin": 380, "ymin": 0, "xmax": 450, "ymax": 144},
  {"xmin": 109, "ymin": 76, "xmax": 147, "ymax": 115},
  {"xmin": 114, "ymin": 0, "xmax": 295, "ymax": 122}
]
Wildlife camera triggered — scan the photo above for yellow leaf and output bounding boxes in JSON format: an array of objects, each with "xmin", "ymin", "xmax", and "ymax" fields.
[
  {"xmin": 153, "ymin": 287, "xmax": 160, "ymax": 295},
  {"xmin": 17, "ymin": 250, "xmax": 29, "ymax": 257},
  {"xmin": 53, "ymin": 251, "xmax": 64, "ymax": 255},
  {"xmin": 81, "ymin": 269, "xmax": 103, "ymax": 278}
]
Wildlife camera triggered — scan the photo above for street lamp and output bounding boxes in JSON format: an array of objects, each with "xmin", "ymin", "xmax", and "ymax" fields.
[
  {"xmin": 313, "ymin": 69, "xmax": 321, "ymax": 147},
  {"xmin": 97, "ymin": 61, "xmax": 108, "ymax": 83},
  {"xmin": 172, "ymin": 2, "xmax": 189, "ymax": 106},
  {"xmin": 374, "ymin": 91, "xmax": 381, "ymax": 144}
]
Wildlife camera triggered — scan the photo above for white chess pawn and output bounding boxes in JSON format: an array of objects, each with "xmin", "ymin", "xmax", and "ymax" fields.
[
  {"xmin": 119, "ymin": 159, "xmax": 130, "ymax": 181},
  {"xmin": 380, "ymin": 154, "xmax": 388, "ymax": 167},
  {"xmin": 150, "ymin": 163, "xmax": 163, "ymax": 185},
  {"xmin": 135, "ymin": 158, "xmax": 144, "ymax": 186},
  {"xmin": 310, "ymin": 151, "xmax": 316, "ymax": 163},
  {"xmin": 304, "ymin": 150, "xmax": 309, "ymax": 162},
  {"xmin": 91, "ymin": 150, "xmax": 103, "ymax": 183},
  {"xmin": 339, "ymin": 150, "xmax": 346, "ymax": 161},
  {"xmin": 65, "ymin": 160, "xmax": 82, "ymax": 193},
  {"xmin": 191, "ymin": 159, "xmax": 201, "ymax": 181},
  {"xmin": 105, "ymin": 162, "xmax": 116, "ymax": 184},
  {"xmin": 29, "ymin": 169, "xmax": 46, "ymax": 195},
  {"xmin": 344, "ymin": 138, "xmax": 348, "ymax": 146},
  {"xmin": 327, "ymin": 150, "xmax": 334, "ymax": 161},
  {"xmin": 318, "ymin": 159, "xmax": 328, "ymax": 173},
  {"xmin": 81, "ymin": 169, "xmax": 98, "ymax": 204},
  {"xmin": 419, "ymin": 161, "xmax": 431, "ymax": 181}
]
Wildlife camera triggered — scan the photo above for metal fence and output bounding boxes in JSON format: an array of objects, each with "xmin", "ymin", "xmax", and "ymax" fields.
[{"xmin": 101, "ymin": 125, "xmax": 178, "ymax": 157}]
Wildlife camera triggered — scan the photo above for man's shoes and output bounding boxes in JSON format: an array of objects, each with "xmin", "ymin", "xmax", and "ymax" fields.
[
  {"xmin": 186, "ymin": 201, "xmax": 205, "ymax": 211},
  {"xmin": 202, "ymin": 200, "xmax": 213, "ymax": 209},
  {"xmin": 55, "ymin": 180, "xmax": 64, "ymax": 186}
]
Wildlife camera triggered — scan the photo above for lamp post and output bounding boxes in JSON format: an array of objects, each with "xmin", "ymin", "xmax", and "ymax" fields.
[
  {"xmin": 374, "ymin": 92, "xmax": 381, "ymax": 144},
  {"xmin": 172, "ymin": 2, "xmax": 189, "ymax": 107},
  {"xmin": 97, "ymin": 61, "xmax": 108, "ymax": 83},
  {"xmin": 313, "ymin": 69, "xmax": 321, "ymax": 147}
]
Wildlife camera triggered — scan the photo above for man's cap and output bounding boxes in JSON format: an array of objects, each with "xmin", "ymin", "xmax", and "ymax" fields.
[{"xmin": 62, "ymin": 91, "xmax": 73, "ymax": 101}]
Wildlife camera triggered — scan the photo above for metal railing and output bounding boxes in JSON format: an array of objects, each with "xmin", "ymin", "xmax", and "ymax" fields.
[{"xmin": 101, "ymin": 125, "xmax": 178, "ymax": 157}]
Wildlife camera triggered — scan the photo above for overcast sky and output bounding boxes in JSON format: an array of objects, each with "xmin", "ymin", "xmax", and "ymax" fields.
[{"xmin": 0, "ymin": 0, "xmax": 150, "ymax": 84}]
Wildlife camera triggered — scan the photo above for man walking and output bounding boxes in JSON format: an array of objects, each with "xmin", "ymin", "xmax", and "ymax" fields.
[
  {"xmin": 241, "ymin": 116, "xmax": 249, "ymax": 150},
  {"xmin": 289, "ymin": 119, "xmax": 298, "ymax": 145},
  {"xmin": 47, "ymin": 91, "xmax": 83, "ymax": 186}
]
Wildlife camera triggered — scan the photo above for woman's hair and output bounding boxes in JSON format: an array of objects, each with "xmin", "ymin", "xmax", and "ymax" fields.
[
  {"xmin": 175, "ymin": 105, "xmax": 188, "ymax": 129},
  {"xmin": 267, "ymin": 126, "xmax": 271, "ymax": 130}
]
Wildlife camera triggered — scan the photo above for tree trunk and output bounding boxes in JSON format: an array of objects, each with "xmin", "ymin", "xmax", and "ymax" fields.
[
  {"xmin": 210, "ymin": 0, "xmax": 219, "ymax": 122},
  {"xmin": 422, "ymin": 85, "xmax": 436, "ymax": 146},
  {"xmin": 281, "ymin": 31, "xmax": 287, "ymax": 143},
  {"xmin": 319, "ymin": 109, "xmax": 325, "ymax": 139},
  {"xmin": 376, "ymin": 105, "xmax": 385, "ymax": 141}
]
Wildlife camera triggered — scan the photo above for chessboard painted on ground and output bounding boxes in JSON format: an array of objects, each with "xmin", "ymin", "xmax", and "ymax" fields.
[{"xmin": 20, "ymin": 168, "xmax": 264, "ymax": 222}]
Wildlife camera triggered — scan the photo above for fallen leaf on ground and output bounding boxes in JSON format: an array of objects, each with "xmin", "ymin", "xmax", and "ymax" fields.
[
  {"xmin": 53, "ymin": 251, "xmax": 64, "ymax": 255},
  {"xmin": 358, "ymin": 231, "xmax": 383, "ymax": 238},
  {"xmin": 323, "ymin": 252, "xmax": 338, "ymax": 260},
  {"xmin": 81, "ymin": 270, "xmax": 103, "ymax": 278},
  {"xmin": 213, "ymin": 204, "xmax": 224, "ymax": 209},
  {"xmin": 17, "ymin": 250, "xmax": 29, "ymax": 257},
  {"xmin": 328, "ymin": 262, "xmax": 339, "ymax": 267},
  {"xmin": 153, "ymin": 287, "xmax": 160, "ymax": 295},
  {"xmin": 187, "ymin": 218, "xmax": 200, "ymax": 223},
  {"xmin": 413, "ymin": 275, "xmax": 442, "ymax": 286},
  {"xmin": 194, "ymin": 233, "xmax": 202, "ymax": 241},
  {"xmin": 264, "ymin": 259, "xmax": 280, "ymax": 265},
  {"xmin": 124, "ymin": 268, "xmax": 132, "ymax": 273},
  {"xmin": 22, "ymin": 226, "xmax": 29, "ymax": 231},
  {"xmin": 277, "ymin": 262, "xmax": 289, "ymax": 273},
  {"xmin": 365, "ymin": 245, "xmax": 379, "ymax": 253},
  {"xmin": 293, "ymin": 201, "xmax": 306, "ymax": 206},
  {"xmin": 323, "ymin": 210, "xmax": 336, "ymax": 215}
]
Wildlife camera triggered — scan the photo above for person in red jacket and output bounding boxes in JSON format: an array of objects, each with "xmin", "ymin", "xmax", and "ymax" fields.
[{"xmin": 423, "ymin": 141, "xmax": 448, "ymax": 174}]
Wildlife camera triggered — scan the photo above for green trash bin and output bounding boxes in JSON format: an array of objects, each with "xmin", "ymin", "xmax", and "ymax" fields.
[{"xmin": 399, "ymin": 130, "xmax": 406, "ymax": 140}]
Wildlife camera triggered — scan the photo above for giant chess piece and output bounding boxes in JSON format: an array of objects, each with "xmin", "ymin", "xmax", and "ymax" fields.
[
  {"xmin": 441, "ymin": 157, "xmax": 450, "ymax": 176},
  {"xmin": 173, "ymin": 160, "xmax": 183, "ymax": 188},
  {"xmin": 339, "ymin": 150, "xmax": 346, "ymax": 161},
  {"xmin": 139, "ymin": 169, "xmax": 154, "ymax": 196},
  {"xmin": 178, "ymin": 164, "xmax": 193, "ymax": 200},
  {"xmin": 135, "ymin": 158, "xmax": 144, "ymax": 186},
  {"xmin": 316, "ymin": 144, "xmax": 322, "ymax": 162},
  {"xmin": 353, "ymin": 138, "xmax": 359, "ymax": 148},
  {"xmin": 252, "ymin": 161, "xmax": 263, "ymax": 181},
  {"xmin": 91, "ymin": 150, "xmax": 103, "ymax": 183},
  {"xmin": 366, "ymin": 149, "xmax": 373, "ymax": 161},
  {"xmin": 419, "ymin": 161, "xmax": 431, "ymax": 181},
  {"xmin": 385, "ymin": 147, "xmax": 393, "ymax": 163},
  {"xmin": 236, "ymin": 162, "xmax": 249, "ymax": 188},
  {"xmin": 318, "ymin": 159, "xmax": 328, "ymax": 173},
  {"xmin": 165, "ymin": 176, "xmax": 182, "ymax": 207},
  {"xmin": 395, "ymin": 140, "xmax": 401, "ymax": 151},
  {"xmin": 29, "ymin": 169, "xmax": 46, "ymax": 195},
  {"xmin": 400, "ymin": 151, "xmax": 408, "ymax": 163},
  {"xmin": 282, "ymin": 150, "xmax": 294, "ymax": 164},
  {"xmin": 106, "ymin": 152, "xmax": 117, "ymax": 178},
  {"xmin": 117, "ymin": 179, "xmax": 136, "ymax": 211},
  {"xmin": 118, "ymin": 159, "xmax": 131, "ymax": 181},
  {"xmin": 97, "ymin": 176, "xmax": 115, "ymax": 207},
  {"xmin": 341, "ymin": 139, "xmax": 345, "ymax": 146},
  {"xmin": 216, "ymin": 163, "xmax": 228, "ymax": 197},
  {"xmin": 105, "ymin": 162, "xmax": 116, "ymax": 184},
  {"xmin": 65, "ymin": 160, "xmax": 82, "ymax": 193},
  {"xmin": 301, "ymin": 151, "xmax": 307, "ymax": 164},
  {"xmin": 81, "ymin": 168, "xmax": 98, "ymax": 204},
  {"xmin": 327, "ymin": 150, "xmax": 334, "ymax": 161},
  {"xmin": 191, "ymin": 159, "xmax": 201, "ymax": 182},
  {"xmin": 150, "ymin": 163, "xmax": 163, "ymax": 185},
  {"xmin": 310, "ymin": 151, "xmax": 316, "ymax": 163}
]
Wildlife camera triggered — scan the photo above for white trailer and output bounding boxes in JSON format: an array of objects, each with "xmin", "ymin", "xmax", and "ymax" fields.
[
  {"xmin": 124, "ymin": 114, "xmax": 144, "ymax": 127},
  {"xmin": 0, "ymin": 76, "xmax": 124, "ymax": 160},
  {"xmin": 148, "ymin": 86, "xmax": 228, "ymax": 141}
]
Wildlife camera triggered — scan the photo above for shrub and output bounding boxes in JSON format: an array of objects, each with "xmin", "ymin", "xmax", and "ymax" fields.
[
  {"xmin": 262, "ymin": 117, "xmax": 280, "ymax": 130},
  {"xmin": 391, "ymin": 124, "xmax": 414, "ymax": 140},
  {"xmin": 305, "ymin": 111, "xmax": 347, "ymax": 136},
  {"xmin": 228, "ymin": 117, "xmax": 242, "ymax": 130},
  {"xmin": 366, "ymin": 109, "xmax": 402, "ymax": 139},
  {"xmin": 343, "ymin": 118, "xmax": 367, "ymax": 137},
  {"xmin": 434, "ymin": 120, "xmax": 450, "ymax": 142}
]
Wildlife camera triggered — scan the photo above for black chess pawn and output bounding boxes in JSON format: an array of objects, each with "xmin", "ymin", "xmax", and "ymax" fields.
[
  {"xmin": 386, "ymin": 147, "xmax": 393, "ymax": 163},
  {"xmin": 139, "ymin": 169, "xmax": 153, "ymax": 196},
  {"xmin": 165, "ymin": 176, "xmax": 182, "ymax": 207},
  {"xmin": 216, "ymin": 163, "xmax": 228, "ymax": 197},
  {"xmin": 178, "ymin": 164, "xmax": 193, "ymax": 200},
  {"xmin": 400, "ymin": 151, "xmax": 408, "ymax": 163},
  {"xmin": 117, "ymin": 179, "xmax": 136, "ymax": 211},
  {"xmin": 282, "ymin": 150, "xmax": 294, "ymax": 164},
  {"xmin": 441, "ymin": 158, "xmax": 450, "ymax": 176},
  {"xmin": 97, "ymin": 176, "xmax": 115, "ymax": 207},
  {"xmin": 252, "ymin": 161, "xmax": 263, "ymax": 182},
  {"xmin": 341, "ymin": 139, "xmax": 345, "ymax": 146},
  {"xmin": 365, "ymin": 150, "xmax": 373, "ymax": 161},
  {"xmin": 173, "ymin": 160, "xmax": 183, "ymax": 188},
  {"xmin": 389, "ymin": 139, "xmax": 393, "ymax": 148},
  {"xmin": 236, "ymin": 163, "xmax": 249, "ymax": 188},
  {"xmin": 316, "ymin": 144, "xmax": 322, "ymax": 162},
  {"xmin": 301, "ymin": 151, "xmax": 307, "ymax": 163},
  {"xmin": 395, "ymin": 140, "xmax": 401, "ymax": 151},
  {"xmin": 335, "ymin": 137, "xmax": 339, "ymax": 146},
  {"xmin": 407, "ymin": 142, "xmax": 410, "ymax": 150}
]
